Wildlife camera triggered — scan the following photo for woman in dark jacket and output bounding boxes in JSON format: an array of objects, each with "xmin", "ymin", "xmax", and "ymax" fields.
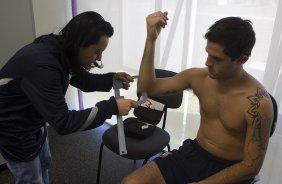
[{"xmin": 0, "ymin": 11, "xmax": 137, "ymax": 184}]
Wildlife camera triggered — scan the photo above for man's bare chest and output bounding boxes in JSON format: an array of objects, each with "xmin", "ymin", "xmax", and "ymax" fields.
[{"xmin": 198, "ymin": 92, "xmax": 248, "ymax": 133}]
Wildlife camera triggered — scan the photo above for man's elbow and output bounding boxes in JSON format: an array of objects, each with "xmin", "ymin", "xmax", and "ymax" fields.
[
  {"xmin": 137, "ymin": 84, "xmax": 155, "ymax": 96},
  {"xmin": 137, "ymin": 88, "xmax": 158, "ymax": 97},
  {"xmin": 137, "ymin": 81, "xmax": 148, "ymax": 92},
  {"xmin": 241, "ymin": 162, "xmax": 262, "ymax": 178},
  {"xmin": 248, "ymin": 168, "xmax": 260, "ymax": 179}
]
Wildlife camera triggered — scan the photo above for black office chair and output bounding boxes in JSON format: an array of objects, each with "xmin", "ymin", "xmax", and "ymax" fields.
[
  {"xmin": 96, "ymin": 69, "xmax": 183, "ymax": 184},
  {"xmin": 251, "ymin": 93, "xmax": 278, "ymax": 183},
  {"xmin": 269, "ymin": 94, "xmax": 278, "ymax": 137}
]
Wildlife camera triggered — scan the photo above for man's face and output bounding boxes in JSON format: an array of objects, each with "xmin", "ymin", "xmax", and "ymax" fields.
[
  {"xmin": 79, "ymin": 35, "xmax": 109, "ymax": 69},
  {"xmin": 205, "ymin": 40, "xmax": 241, "ymax": 80}
]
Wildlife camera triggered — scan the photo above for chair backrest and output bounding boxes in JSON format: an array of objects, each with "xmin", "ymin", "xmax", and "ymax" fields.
[
  {"xmin": 134, "ymin": 69, "xmax": 183, "ymax": 128},
  {"xmin": 269, "ymin": 93, "xmax": 278, "ymax": 137}
]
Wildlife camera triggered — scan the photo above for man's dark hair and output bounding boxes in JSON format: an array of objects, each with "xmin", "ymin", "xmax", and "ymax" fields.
[{"xmin": 204, "ymin": 17, "xmax": 256, "ymax": 61}]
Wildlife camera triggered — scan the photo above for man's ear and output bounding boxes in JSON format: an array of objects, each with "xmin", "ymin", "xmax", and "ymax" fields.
[{"xmin": 237, "ymin": 55, "xmax": 249, "ymax": 64}]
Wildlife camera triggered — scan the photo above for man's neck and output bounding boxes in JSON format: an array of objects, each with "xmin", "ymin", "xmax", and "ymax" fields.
[{"xmin": 216, "ymin": 69, "xmax": 247, "ymax": 93}]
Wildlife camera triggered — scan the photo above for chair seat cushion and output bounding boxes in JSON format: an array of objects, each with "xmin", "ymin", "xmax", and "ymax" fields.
[{"xmin": 103, "ymin": 124, "xmax": 170, "ymax": 159}]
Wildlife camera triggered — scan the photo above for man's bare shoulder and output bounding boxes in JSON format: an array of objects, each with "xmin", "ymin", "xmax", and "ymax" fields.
[
  {"xmin": 245, "ymin": 87, "xmax": 273, "ymax": 114},
  {"xmin": 181, "ymin": 67, "xmax": 208, "ymax": 76},
  {"xmin": 178, "ymin": 67, "xmax": 208, "ymax": 81},
  {"xmin": 176, "ymin": 67, "xmax": 208, "ymax": 89},
  {"xmin": 244, "ymin": 73, "xmax": 270, "ymax": 98},
  {"xmin": 244, "ymin": 73, "xmax": 273, "ymax": 121}
]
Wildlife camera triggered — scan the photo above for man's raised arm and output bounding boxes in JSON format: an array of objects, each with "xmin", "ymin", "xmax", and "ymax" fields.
[{"xmin": 137, "ymin": 11, "xmax": 168, "ymax": 96}]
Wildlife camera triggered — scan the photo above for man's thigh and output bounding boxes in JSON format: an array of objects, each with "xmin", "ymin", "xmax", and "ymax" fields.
[{"xmin": 122, "ymin": 161, "xmax": 166, "ymax": 184}]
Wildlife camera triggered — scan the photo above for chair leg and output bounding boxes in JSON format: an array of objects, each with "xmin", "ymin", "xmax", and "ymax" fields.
[
  {"xmin": 96, "ymin": 142, "xmax": 104, "ymax": 184},
  {"xmin": 142, "ymin": 158, "xmax": 149, "ymax": 166},
  {"xmin": 167, "ymin": 144, "xmax": 171, "ymax": 152}
]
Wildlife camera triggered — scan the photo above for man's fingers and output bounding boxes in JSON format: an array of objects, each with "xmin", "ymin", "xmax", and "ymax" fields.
[
  {"xmin": 159, "ymin": 20, "xmax": 167, "ymax": 28},
  {"xmin": 150, "ymin": 16, "xmax": 168, "ymax": 29},
  {"xmin": 150, "ymin": 11, "xmax": 168, "ymax": 20},
  {"xmin": 150, "ymin": 11, "xmax": 168, "ymax": 18}
]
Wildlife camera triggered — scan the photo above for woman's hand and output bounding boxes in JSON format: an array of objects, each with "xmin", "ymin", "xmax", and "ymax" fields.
[
  {"xmin": 113, "ymin": 72, "xmax": 134, "ymax": 90},
  {"xmin": 116, "ymin": 99, "xmax": 138, "ymax": 116}
]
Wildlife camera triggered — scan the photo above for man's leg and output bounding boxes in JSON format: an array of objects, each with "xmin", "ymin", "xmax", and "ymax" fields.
[{"xmin": 121, "ymin": 161, "xmax": 166, "ymax": 184}]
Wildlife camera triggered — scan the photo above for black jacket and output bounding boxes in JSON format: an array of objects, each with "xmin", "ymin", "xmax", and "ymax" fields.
[{"xmin": 0, "ymin": 34, "xmax": 117, "ymax": 162}]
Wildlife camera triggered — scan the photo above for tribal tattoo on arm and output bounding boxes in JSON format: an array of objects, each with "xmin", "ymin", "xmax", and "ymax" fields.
[{"xmin": 244, "ymin": 87, "xmax": 271, "ymax": 170}]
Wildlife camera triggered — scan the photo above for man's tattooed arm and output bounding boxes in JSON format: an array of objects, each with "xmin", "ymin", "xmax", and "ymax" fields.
[
  {"xmin": 243, "ymin": 87, "xmax": 273, "ymax": 171},
  {"xmin": 197, "ymin": 87, "xmax": 273, "ymax": 184}
]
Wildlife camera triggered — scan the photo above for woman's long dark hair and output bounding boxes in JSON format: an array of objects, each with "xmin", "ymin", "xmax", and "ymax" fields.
[{"xmin": 34, "ymin": 11, "xmax": 114, "ymax": 73}]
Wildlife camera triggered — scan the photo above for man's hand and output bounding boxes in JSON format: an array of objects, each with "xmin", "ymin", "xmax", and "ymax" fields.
[
  {"xmin": 116, "ymin": 99, "xmax": 138, "ymax": 116},
  {"xmin": 113, "ymin": 72, "xmax": 134, "ymax": 90},
  {"xmin": 146, "ymin": 11, "xmax": 168, "ymax": 41}
]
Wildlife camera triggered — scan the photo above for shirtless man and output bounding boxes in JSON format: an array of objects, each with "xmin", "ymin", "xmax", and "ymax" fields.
[{"xmin": 122, "ymin": 11, "xmax": 273, "ymax": 184}]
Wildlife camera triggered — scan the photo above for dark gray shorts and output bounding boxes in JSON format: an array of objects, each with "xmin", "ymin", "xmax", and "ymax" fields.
[{"xmin": 154, "ymin": 139, "xmax": 254, "ymax": 184}]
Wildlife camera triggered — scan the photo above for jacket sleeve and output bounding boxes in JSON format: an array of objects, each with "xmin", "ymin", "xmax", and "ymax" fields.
[
  {"xmin": 21, "ymin": 65, "xmax": 118, "ymax": 135},
  {"xmin": 70, "ymin": 69, "xmax": 115, "ymax": 92}
]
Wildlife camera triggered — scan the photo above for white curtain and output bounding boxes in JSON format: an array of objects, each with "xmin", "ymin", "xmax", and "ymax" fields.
[{"xmin": 263, "ymin": 0, "xmax": 282, "ymax": 134}]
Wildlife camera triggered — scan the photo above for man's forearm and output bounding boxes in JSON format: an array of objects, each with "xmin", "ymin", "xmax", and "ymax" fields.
[
  {"xmin": 199, "ymin": 162, "xmax": 257, "ymax": 184},
  {"xmin": 137, "ymin": 38, "xmax": 156, "ymax": 93}
]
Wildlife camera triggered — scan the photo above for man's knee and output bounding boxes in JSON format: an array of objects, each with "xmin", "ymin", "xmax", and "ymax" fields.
[
  {"xmin": 122, "ymin": 161, "xmax": 165, "ymax": 184},
  {"xmin": 121, "ymin": 175, "xmax": 135, "ymax": 184}
]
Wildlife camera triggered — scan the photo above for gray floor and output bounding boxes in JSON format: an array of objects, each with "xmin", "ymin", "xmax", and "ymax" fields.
[{"xmin": 0, "ymin": 124, "xmax": 146, "ymax": 184}]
